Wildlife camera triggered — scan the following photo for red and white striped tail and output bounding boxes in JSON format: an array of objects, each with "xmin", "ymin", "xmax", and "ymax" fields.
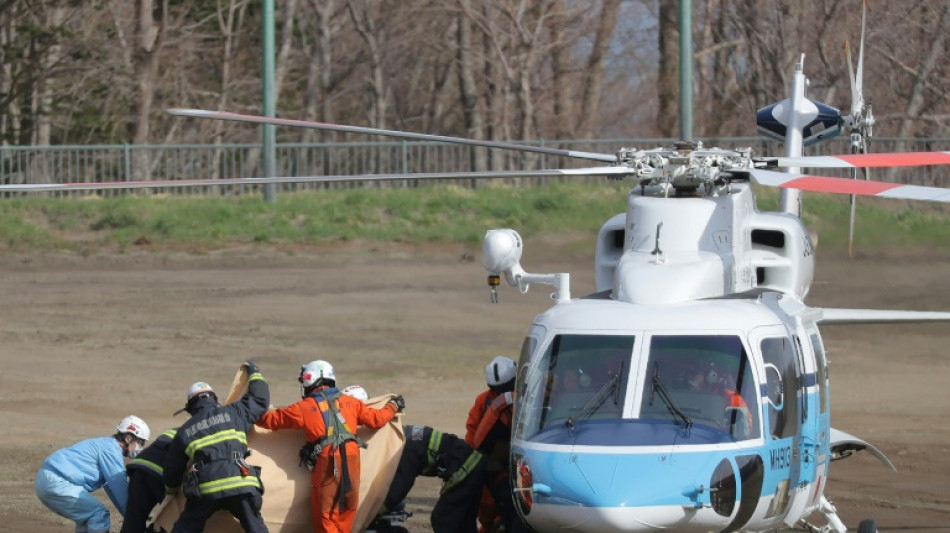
[
  {"xmin": 769, "ymin": 151, "xmax": 950, "ymax": 169},
  {"xmin": 748, "ymin": 169, "xmax": 950, "ymax": 202}
]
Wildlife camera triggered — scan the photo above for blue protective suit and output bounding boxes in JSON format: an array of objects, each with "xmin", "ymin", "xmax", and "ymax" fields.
[{"xmin": 35, "ymin": 436, "xmax": 129, "ymax": 532}]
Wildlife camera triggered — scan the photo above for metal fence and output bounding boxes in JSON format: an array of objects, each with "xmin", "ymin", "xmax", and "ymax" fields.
[{"xmin": 1, "ymin": 137, "xmax": 948, "ymax": 197}]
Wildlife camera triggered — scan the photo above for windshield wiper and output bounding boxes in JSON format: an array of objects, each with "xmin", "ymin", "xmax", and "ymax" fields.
[
  {"xmin": 650, "ymin": 362, "xmax": 692, "ymax": 429},
  {"xmin": 566, "ymin": 361, "xmax": 624, "ymax": 429}
]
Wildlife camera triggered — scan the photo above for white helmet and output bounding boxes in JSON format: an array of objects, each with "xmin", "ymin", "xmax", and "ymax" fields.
[
  {"xmin": 117, "ymin": 415, "xmax": 150, "ymax": 442},
  {"xmin": 299, "ymin": 360, "xmax": 336, "ymax": 388},
  {"xmin": 485, "ymin": 356, "xmax": 517, "ymax": 387},
  {"xmin": 342, "ymin": 385, "xmax": 369, "ymax": 402},
  {"xmin": 187, "ymin": 381, "xmax": 216, "ymax": 401}
]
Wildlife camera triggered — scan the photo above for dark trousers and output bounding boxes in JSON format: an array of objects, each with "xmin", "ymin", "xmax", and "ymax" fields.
[
  {"xmin": 430, "ymin": 462, "xmax": 487, "ymax": 533},
  {"xmin": 487, "ymin": 475, "xmax": 528, "ymax": 533},
  {"xmin": 170, "ymin": 491, "xmax": 268, "ymax": 533},
  {"xmin": 120, "ymin": 470, "xmax": 165, "ymax": 533}
]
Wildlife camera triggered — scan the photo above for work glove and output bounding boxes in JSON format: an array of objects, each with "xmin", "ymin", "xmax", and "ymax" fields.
[
  {"xmin": 245, "ymin": 361, "xmax": 261, "ymax": 375},
  {"xmin": 389, "ymin": 395, "xmax": 406, "ymax": 412}
]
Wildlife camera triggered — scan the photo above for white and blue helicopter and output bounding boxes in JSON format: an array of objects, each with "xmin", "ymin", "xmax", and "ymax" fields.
[
  {"xmin": 159, "ymin": 61, "xmax": 950, "ymax": 533},
  {"xmin": 5, "ymin": 12, "xmax": 950, "ymax": 533}
]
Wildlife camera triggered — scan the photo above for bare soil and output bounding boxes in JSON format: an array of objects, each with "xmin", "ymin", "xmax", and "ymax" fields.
[{"xmin": 1, "ymin": 244, "xmax": 948, "ymax": 532}]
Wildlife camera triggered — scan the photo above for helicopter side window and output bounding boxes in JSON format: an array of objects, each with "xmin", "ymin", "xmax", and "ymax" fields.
[
  {"xmin": 516, "ymin": 334, "xmax": 634, "ymax": 437},
  {"xmin": 638, "ymin": 335, "xmax": 759, "ymax": 440},
  {"xmin": 761, "ymin": 337, "xmax": 802, "ymax": 439},
  {"xmin": 512, "ymin": 334, "xmax": 540, "ymax": 441}
]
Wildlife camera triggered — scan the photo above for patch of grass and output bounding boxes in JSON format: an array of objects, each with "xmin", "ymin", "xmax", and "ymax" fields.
[{"xmin": 0, "ymin": 183, "xmax": 945, "ymax": 253}]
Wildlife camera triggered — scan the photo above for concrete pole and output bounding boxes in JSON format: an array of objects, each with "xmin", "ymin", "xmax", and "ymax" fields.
[{"xmin": 262, "ymin": 0, "xmax": 276, "ymax": 203}]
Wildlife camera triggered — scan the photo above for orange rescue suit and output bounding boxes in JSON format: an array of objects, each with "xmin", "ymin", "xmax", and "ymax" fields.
[
  {"xmin": 256, "ymin": 387, "xmax": 398, "ymax": 533},
  {"xmin": 467, "ymin": 390, "xmax": 515, "ymax": 533},
  {"xmin": 464, "ymin": 389, "xmax": 498, "ymax": 446}
]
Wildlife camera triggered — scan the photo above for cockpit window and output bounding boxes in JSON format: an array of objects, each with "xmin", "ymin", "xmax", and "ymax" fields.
[
  {"xmin": 638, "ymin": 335, "xmax": 759, "ymax": 440},
  {"xmin": 514, "ymin": 334, "xmax": 634, "ymax": 439}
]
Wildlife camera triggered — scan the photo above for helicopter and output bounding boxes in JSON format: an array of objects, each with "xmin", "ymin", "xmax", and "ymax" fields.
[
  {"xmin": 158, "ymin": 58, "xmax": 950, "ymax": 533},
  {"xmin": 4, "ymin": 14, "xmax": 950, "ymax": 533}
]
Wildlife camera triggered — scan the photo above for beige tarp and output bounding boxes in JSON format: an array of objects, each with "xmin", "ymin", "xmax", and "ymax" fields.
[{"xmin": 149, "ymin": 368, "xmax": 405, "ymax": 532}]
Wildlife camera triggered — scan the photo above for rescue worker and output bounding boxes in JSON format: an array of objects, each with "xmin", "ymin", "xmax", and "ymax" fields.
[
  {"xmin": 688, "ymin": 365, "xmax": 753, "ymax": 436},
  {"xmin": 34, "ymin": 415, "xmax": 150, "ymax": 533},
  {"xmin": 163, "ymin": 362, "xmax": 270, "ymax": 533},
  {"xmin": 471, "ymin": 381, "xmax": 522, "ymax": 533},
  {"xmin": 465, "ymin": 356, "xmax": 516, "ymax": 533},
  {"xmin": 341, "ymin": 384, "xmax": 369, "ymax": 403},
  {"xmin": 464, "ymin": 356, "xmax": 516, "ymax": 445},
  {"xmin": 120, "ymin": 427, "xmax": 178, "ymax": 533},
  {"xmin": 255, "ymin": 360, "xmax": 404, "ymax": 533},
  {"xmin": 382, "ymin": 425, "xmax": 487, "ymax": 533},
  {"xmin": 717, "ymin": 367, "xmax": 754, "ymax": 437}
]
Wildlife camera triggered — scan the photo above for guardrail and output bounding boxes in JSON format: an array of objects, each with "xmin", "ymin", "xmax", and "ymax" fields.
[{"xmin": 1, "ymin": 137, "xmax": 947, "ymax": 197}]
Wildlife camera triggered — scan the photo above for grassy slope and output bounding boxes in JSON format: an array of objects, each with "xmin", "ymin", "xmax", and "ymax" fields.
[{"xmin": 0, "ymin": 182, "xmax": 947, "ymax": 254}]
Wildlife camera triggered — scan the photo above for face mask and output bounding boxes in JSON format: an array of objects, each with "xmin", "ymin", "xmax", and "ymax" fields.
[{"xmin": 127, "ymin": 441, "xmax": 143, "ymax": 459}]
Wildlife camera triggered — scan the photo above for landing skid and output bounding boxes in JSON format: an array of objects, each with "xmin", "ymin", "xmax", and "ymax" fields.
[{"xmin": 797, "ymin": 496, "xmax": 877, "ymax": 533}]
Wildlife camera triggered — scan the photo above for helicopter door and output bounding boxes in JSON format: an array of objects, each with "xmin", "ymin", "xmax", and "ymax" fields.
[
  {"xmin": 783, "ymin": 321, "xmax": 831, "ymax": 520},
  {"xmin": 755, "ymin": 330, "xmax": 803, "ymax": 524},
  {"xmin": 784, "ymin": 324, "xmax": 821, "ymax": 524}
]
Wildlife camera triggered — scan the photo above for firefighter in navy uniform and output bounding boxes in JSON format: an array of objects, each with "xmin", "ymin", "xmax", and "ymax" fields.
[
  {"xmin": 375, "ymin": 425, "xmax": 486, "ymax": 533},
  {"xmin": 163, "ymin": 361, "xmax": 270, "ymax": 533},
  {"xmin": 120, "ymin": 427, "xmax": 178, "ymax": 533}
]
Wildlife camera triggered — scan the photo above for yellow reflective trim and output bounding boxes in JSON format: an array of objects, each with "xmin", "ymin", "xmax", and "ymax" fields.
[
  {"xmin": 424, "ymin": 430, "xmax": 444, "ymax": 475},
  {"xmin": 162, "ymin": 429, "xmax": 178, "ymax": 439},
  {"xmin": 442, "ymin": 451, "xmax": 483, "ymax": 493},
  {"xmin": 129, "ymin": 458, "xmax": 163, "ymax": 475},
  {"xmin": 198, "ymin": 475, "xmax": 261, "ymax": 495},
  {"xmin": 184, "ymin": 429, "xmax": 248, "ymax": 459},
  {"xmin": 248, "ymin": 372, "xmax": 264, "ymax": 382}
]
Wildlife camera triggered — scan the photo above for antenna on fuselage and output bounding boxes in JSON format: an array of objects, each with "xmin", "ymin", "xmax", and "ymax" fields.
[{"xmin": 651, "ymin": 222, "xmax": 665, "ymax": 263}]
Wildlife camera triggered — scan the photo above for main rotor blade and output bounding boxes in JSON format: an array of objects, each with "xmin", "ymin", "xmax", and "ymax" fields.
[
  {"xmin": 0, "ymin": 166, "xmax": 633, "ymax": 192},
  {"xmin": 846, "ymin": 40, "xmax": 861, "ymax": 118},
  {"xmin": 746, "ymin": 168, "xmax": 950, "ymax": 202},
  {"xmin": 764, "ymin": 151, "xmax": 950, "ymax": 169},
  {"xmin": 167, "ymin": 109, "xmax": 619, "ymax": 164},
  {"xmin": 855, "ymin": 0, "xmax": 866, "ymax": 117}
]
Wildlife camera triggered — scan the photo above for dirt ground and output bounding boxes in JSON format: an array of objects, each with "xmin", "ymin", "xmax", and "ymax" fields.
[{"xmin": 1, "ymin": 243, "xmax": 948, "ymax": 532}]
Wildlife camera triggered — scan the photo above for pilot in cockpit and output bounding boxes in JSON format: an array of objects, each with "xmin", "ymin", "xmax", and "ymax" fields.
[{"xmin": 686, "ymin": 363, "xmax": 754, "ymax": 436}]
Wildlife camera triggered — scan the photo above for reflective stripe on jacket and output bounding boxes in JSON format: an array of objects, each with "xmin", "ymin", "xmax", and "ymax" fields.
[
  {"xmin": 163, "ymin": 372, "xmax": 269, "ymax": 500},
  {"xmin": 409, "ymin": 425, "xmax": 483, "ymax": 492},
  {"xmin": 127, "ymin": 428, "xmax": 177, "ymax": 477}
]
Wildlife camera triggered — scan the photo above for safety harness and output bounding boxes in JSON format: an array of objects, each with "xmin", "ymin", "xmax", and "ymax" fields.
[
  {"xmin": 298, "ymin": 388, "xmax": 366, "ymax": 512},
  {"xmin": 472, "ymin": 391, "xmax": 513, "ymax": 449}
]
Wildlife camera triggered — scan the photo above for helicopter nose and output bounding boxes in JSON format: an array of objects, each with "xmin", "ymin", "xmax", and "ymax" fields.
[{"xmin": 513, "ymin": 446, "xmax": 753, "ymax": 532}]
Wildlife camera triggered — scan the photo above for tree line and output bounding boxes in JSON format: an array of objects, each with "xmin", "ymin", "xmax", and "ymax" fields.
[{"xmin": 1, "ymin": 0, "xmax": 947, "ymax": 158}]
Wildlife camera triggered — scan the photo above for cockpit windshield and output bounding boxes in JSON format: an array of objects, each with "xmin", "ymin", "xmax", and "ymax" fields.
[
  {"xmin": 638, "ymin": 335, "xmax": 759, "ymax": 439},
  {"xmin": 514, "ymin": 334, "xmax": 634, "ymax": 439}
]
